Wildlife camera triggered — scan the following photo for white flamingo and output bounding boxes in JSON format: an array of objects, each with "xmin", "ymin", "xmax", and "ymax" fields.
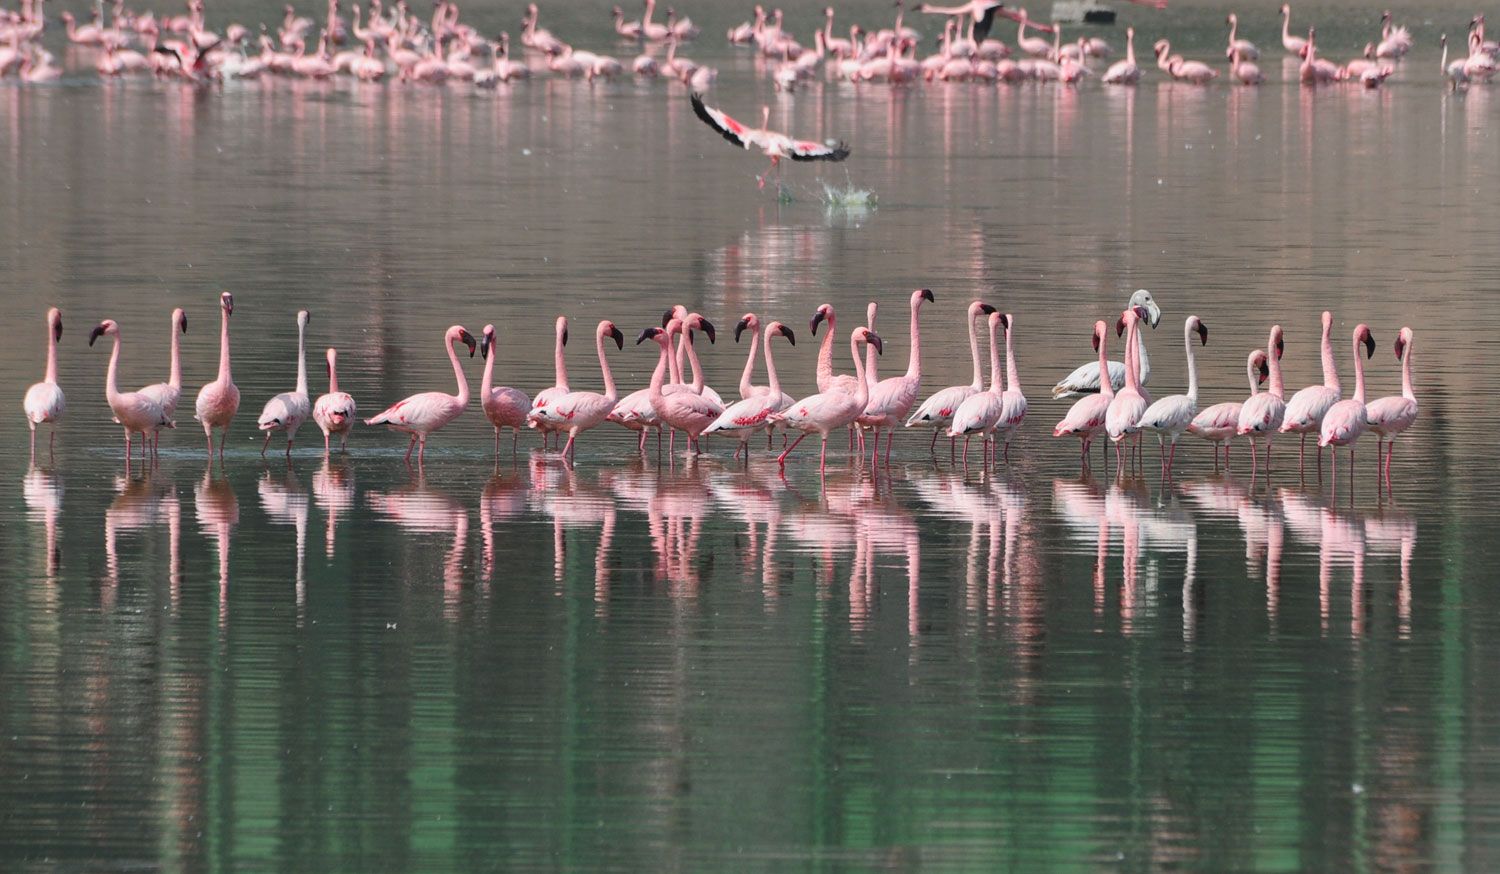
[
  {"xmin": 22, "ymin": 307, "xmax": 66, "ymax": 458},
  {"xmin": 1133, "ymin": 315, "xmax": 1208, "ymax": 479},
  {"xmin": 257, "ymin": 310, "xmax": 313, "ymax": 456}
]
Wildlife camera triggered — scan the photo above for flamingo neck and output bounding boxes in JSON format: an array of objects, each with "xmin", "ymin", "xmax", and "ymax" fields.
[
  {"xmin": 764, "ymin": 331, "xmax": 783, "ymax": 397},
  {"xmin": 552, "ymin": 323, "xmax": 569, "ymax": 391},
  {"xmin": 904, "ymin": 299, "xmax": 923, "ymax": 381},
  {"xmin": 294, "ymin": 319, "xmax": 308, "ymax": 396},
  {"xmin": 1282, "ymin": 9, "xmax": 1291, "ymax": 43},
  {"xmin": 1268, "ymin": 335, "xmax": 1284, "ymax": 397},
  {"xmin": 1246, "ymin": 355, "xmax": 1261, "ymax": 396},
  {"xmin": 44, "ymin": 323, "xmax": 58, "ymax": 385},
  {"xmin": 683, "ymin": 331, "xmax": 706, "ymax": 393},
  {"xmin": 648, "ymin": 339, "xmax": 671, "ymax": 404},
  {"xmin": 1320, "ymin": 319, "xmax": 1340, "ymax": 393},
  {"xmin": 106, "ymin": 331, "xmax": 123, "ymax": 404},
  {"xmin": 595, "ymin": 330, "xmax": 617, "ymax": 400},
  {"xmin": 1097, "ymin": 331, "xmax": 1114, "ymax": 400},
  {"xmin": 1350, "ymin": 334, "xmax": 1366, "ymax": 405},
  {"xmin": 849, "ymin": 334, "xmax": 869, "ymax": 408},
  {"xmin": 1183, "ymin": 322, "xmax": 1199, "ymax": 403},
  {"xmin": 1123, "ymin": 320, "xmax": 1142, "ymax": 392},
  {"xmin": 217, "ymin": 309, "xmax": 233, "ymax": 384},
  {"xmin": 986, "ymin": 317, "xmax": 1002, "ymax": 394},
  {"xmin": 1126, "ymin": 30, "xmax": 1134, "ymax": 66},
  {"xmin": 1400, "ymin": 336, "xmax": 1415, "ymax": 401},
  {"xmin": 1137, "ymin": 325, "xmax": 1151, "ymax": 382},
  {"xmin": 865, "ymin": 304, "xmax": 879, "ymax": 387},
  {"xmin": 670, "ymin": 331, "xmax": 686, "ymax": 385},
  {"xmin": 480, "ymin": 341, "xmax": 494, "ymax": 396},
  {"xmin": 815, "ymin": 312, "xmax": 836, "ymax": 390},
  {"xmin": 965, "ymin": 310, "xmax": 983, "ymax": 390},
  {"xmin": 1004, "ymin": 319, "xmax": 1020, "ymax": 396},
  {"xmin": 739, "ymin": 325, "xmax": 760, "ymax": 398},
  {"xmin": 448, "ymin": 334, "xmax": 469, "ymax": 407},
  {"xmin": 328, "ymin": 354, "xmax": 340, "ymax": 394},
  {"xmin": 168, "ymin": 317, "xmax": 182, "ymax": 390}
]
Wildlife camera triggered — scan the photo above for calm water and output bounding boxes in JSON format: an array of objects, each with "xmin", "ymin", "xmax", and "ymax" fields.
[{"xmin": 6, "ymin": 0, "xmax": 1500, "ymax": 869}]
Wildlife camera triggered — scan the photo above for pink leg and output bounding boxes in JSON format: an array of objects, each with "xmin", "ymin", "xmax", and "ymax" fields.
[
  {"xmin": 418, "ymin": 436, "xmax": 428, "ymax": 465},
  {"xmin": 562, "ymin": 432, "xmax": 577, "ymax": 458},
  {"xmin": 261, "ymin": 432, "xmax": 272, "ymax": 457},
  {"xmin": 1384, "ymin": 440, "xmax": 1394, "ymax": 480},
  {"xmin": 777, "ymin": 432, "xmax": 809, "ymax": 467},
  {"xmin": 30, "ymin": 428, "xmax": 36, "ymax": 459},
  {"xmin": 1168, "ymin": 440, "xmax": 1178, "ymax": 479},
  {"xmin": 820, "ymin": 435, "xmax": 829, "ymax": 474},
  {"xmin": 638, "ymin": 430, "xmax": 647, "ymax": 453},
  {"xmin": 404, "ymin": 434, "xmax": 417, "ymax": 464},
  {"xmin": 869, "ymin": 429, "xmax": 880, "ymax": 465},
  {"xmin": 884, "ymin": 428, "xmax": 894, "ymax": 465},
  {"xmin": 962, "ymin": 435, "xmax": 971, "ymax": 467},
  {"xmin": 1299, "ymin": 433, "xmax": 1306, "ymax": 472},
  {"xmin": 1265, "ymin": 441, "xmax": 1273, "ymax": 482}
]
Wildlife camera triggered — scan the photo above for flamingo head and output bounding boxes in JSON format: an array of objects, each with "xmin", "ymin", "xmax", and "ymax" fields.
[
  {"xmin": 913, "ymin": 288, "xmax": 935, "ymax": 307},
  {"xmin": 1270, "ymin": 325, "xmax": 1285, "ymax": 359},
  {"xmin": 479, "ymin": 324, "xmax": 496, "ymax": 359},
  {"xmin": 1152, "ymin": 39, "xmax": 1167, "ymax": 57},
  {"xmin": 810, "ymin": 303, "xmax": 834, "ymax": 336},
  {"xmin": 734, "ymin": 313, "xmax": 760, "ymax": 342},
  {"xmin": 297, "ymin": 309, "xmax": 310, "ymax": 329},
  {"xmin": 47, "ymin": 307, "xmax": 63, "ymax": 342},
  {"xmin": 1381, "ymin": 10, "xmax": 1391, "ymax": 23},
  {"xmin": 1356, "ymin": 324, "xmax": 1375, "ymax": 359},
  {"xmin": 601, "ymin": 321, "xmax": 625, "ymax": 350},
  {"xmin": 1252, "ymin": 349, "xmax": 1270, "ymax": 385},
  {"xmin": 636, "ymin": 325, "xmax": 668, "ymax": 348},
  {"xmin": 1394, "ymin": 327, "xmax": 1411, "ymax": 360},
  {"xmin": 448, "ymin": 325, "xmax": 476, "ymax": 356},
  {"xmin": 1115, "ymin": 306, "xmax": 1148, "ymax": 337},
  {"xmin": 768, "ymin": 321, "xmax": 795, "ymax": 345},
  {"xmin": 1280, "ymin": 3, "xmax": 1290, "ymax": 16},
  {"xmin": 990, "ymin": 311, "xmax": 1008, "ymax": 332},
  {"xmin": 554, "ymin": 315, "xmax": 569, "ymax": 346},
  {"xmin": 1127, "ymin": 289, "xmax": 1161, "ymax": 327},
  {"xmin": 856, "ymin": 327, "xmax": 883, "ymax": 355},
  {"xmin": 688, "ymin": 313, "xmax": 716, "ymax": 343},
  {"xmin": 1091, "ymin": 320, "xmax": 1107, "ymax": 352},
  {"xmin": 220, "ymin": 291, "xmax": 234, "ymax": 315},
  {"xmin": 1226, "ymin": 13, "xmax": 1235, "ymax": 25},
  {"xmin": 89, "ymin": 319, "xmax": 119, "ymax": 346},
  {"xmin": 1192, "ymin": 317, "xmax": 1208, "ymax": 346},
  {"xmin": 661, "ymin": 306, "xmax": 678, "ymax": 328},
  {"xmin": 969, "ymin": 300, "xmax": 997, "ymax": 320},
  {"xmin": 1321, "ymin": 310, "xmax": 1334, "ymax": 333}
]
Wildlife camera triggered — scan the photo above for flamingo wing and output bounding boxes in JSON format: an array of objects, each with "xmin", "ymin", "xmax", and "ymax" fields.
[
  {"xmin": 691, "ymin": 92, "xmax": 754, "ymax": 150},
  {"xmin": 785, "ymin": 136, "xmax": 851, "ymax": 162}
]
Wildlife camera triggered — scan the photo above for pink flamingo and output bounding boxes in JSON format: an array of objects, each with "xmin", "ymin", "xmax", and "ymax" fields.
[
  {"xmin": 1053, "ymin": 321, "xmax": 1113, "ymax": 467},
  {"xmin": 194, "ymin": 292, "xmax": 240, "ymax": 459},
  {"xmin": 948, "ymin": 310, "xmax": 1006, "ymax": 465},
  {"xmin": 527, "ymin": 316, "xmax": 570, "ymax": 449},
  {"xmin": 704, "ymin": 318, "xmax": 796, "ymax": 458},
  {"xmin": 640, "ymin": 0, "xmax": 670, "ymax": 41},
  {"xmin": 989, "ymin": 312, "xmax": 1027, "ymax": 464},
  {"xmin": 23, "ymin": 307, "xmax": 66, "ymax": 458},
  {"xmin": 1134, "ymin": 315, "xmax": 1208, "ymax": 479},
  {"xmin": 1280, "ymin": 3, "xmax": 1308, "ymax": 57},
  {"xmin": 906, "ymin": 300, "xmax": 997, "ymax": 452},
  {"xmin": 478, "ymin": 324, "xmax": 531, "ymax": 454},
  {"xmin": 641, "ymin": 318, "xmax": 724, "ymax": 455},
  {"xmin": 1300, "ymin": 28, "xmax": 1341, "ymax": 84},
  {"xmin": 1226, "ymin": 12, "xmax": 1259, "ymax": 59},
  {"xmin": 1367, "ymin": 327, "xmax": 1417, "ymax": 481},
  {"xmin": 527, "ymin": 321, "xmax": 625, "ymax": 460},
  {"xmin": 1102, "ymin": 26, "xmax": 1140, "ymax": 84},
  {"xmin": 774, "ymin": 326, "xmax": 883, "ymax": 473},
  {"xmin": 1236, "ymin": 325, "xmax": 1287, "ymax": 477},
  {"xmin": 1318, "ymin": 324, "xmax": 1377, "ymax": 488},
  {"xmin": 137, "ymin": 308, "xmax": 188, "ymax": 455},
  {"xmin": 1188, "ymin": 349, "xmax": 1268, "ymax": 471},
  {"xmin": 1230, "ymin": 46, "xmax": 1263, "ymax": 85},
  {"xmin": 690, "ymin": 94, "xmax": 851, "ymax": 189},
  {"xmin": 90, "ymin": 320, "xmax": 173, "ymax": 460},
  {"xmin": 257, "ymin": 310, "xmax": 312, "ymax": 457},
  {"xmin": 313, "ymin": 347, "xmax": 356, "ymax": 454},
  {"xmin": 810, "ymin": 303, "xmax": 863, "ymax": 396},
  {"xmin": 364, "ymin": 325, "xmax": 477, "ymax": 465},
  {"xmin": 1105, "ymin": 306, "xmax": 1152, "ymax": 472},
  {"xmin": 1015, "ymin": 8, "xmax": 1050, "ymax": 57},
  {"xmin": 1280, "ymin": 310, "xmax": 1341, "ymax": 474},
  {"xmin": 859, "ymin": 288, "xmax": 933, "ymax": 464},
  {"xmin": 1156, "ymin": 38, "xmax": 1218, "ymax": 82}
]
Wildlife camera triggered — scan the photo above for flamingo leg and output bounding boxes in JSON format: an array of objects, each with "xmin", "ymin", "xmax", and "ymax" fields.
[
  {"xmin": 261, "ymin": 432, "xmax": 272, "ymax": 457},
  {"xmin": 884, "ymin": 428, "xmax": 894, "ymax": 465},
  {"xmin": 819, "ymin": 435, "xmax": 828, "ymax": 474},
  {"xmin": 30, "ymin": 427, "xmax": 36, "ymax": 459},
  {"xmin": 962, "ymin": 435, "xmax": 971, "ymax": 467},
  {"xmin": 404, "ymin": 433, "xmax": 417, "ymax": 464},
  {"xmin": 930, "ymin": 429, "xmax": 939, "ymax": 452},
  {"xmin": 418, "ymin": 435, "xmax": 428, "ymax": 465},
  {"xmin": 1384, "ymin": 440, "xmax": 1394, "ymax": 481},
  {"xmin": 1299, "ymin": 433, "xmax": 1306, "ymax": 471},
  {"xmin": 777, "ymin": 432, "xmax": 809, "ymax": 467},
  {"xmin": 325, "ymin": 432, "xmax": 332, "ymax": 455},
  {"xmin": 562, "ymin": 432, "xmax": 577, "ymax": 458}
]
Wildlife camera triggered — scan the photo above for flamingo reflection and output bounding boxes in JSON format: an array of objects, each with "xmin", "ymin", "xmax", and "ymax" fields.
[
  {"xmin": 479, "ymin": 467, "xmax": 529, "ymax": 584},
  {"xmin": 366, "ymin": 474, "xmax": 469, "ymax": 613},
  {"xmin": 708, "ymin": 471, "xmax": 785, "ymax": 607},
  {"xmin": 533, "ymin": 466, "xmax": 617, "ymax": 607},
  {"xmin": 195, "ymin": 465, "xmax": 239, "ymax": 627},
  {"xmin": 23, "ymin": 467, "xmax": 64, "ymax": 583},
  {"xmin": 311, "ymin": 456, "xmax": 355, "ymax": 559},
  {"xmin": 258, "ymin": 467, "xmax": 310, "ymax": 615},
  {"xmin": 104, "ymin": 470, "xmax": 181, "ymax": 609}
]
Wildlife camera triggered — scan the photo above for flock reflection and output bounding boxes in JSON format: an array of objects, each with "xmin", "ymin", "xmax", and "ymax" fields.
[{"xmin": 18, "ymin": 457, "xmax": 1420, "ymax": 643}]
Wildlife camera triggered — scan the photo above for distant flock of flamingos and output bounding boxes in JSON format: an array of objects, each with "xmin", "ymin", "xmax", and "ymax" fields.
[
  {"xmin": 0, "ymin": 0, "xmax": 1495, "ymax": 90},
  {"xmin": 21, "ymin": 290, "xmax": 1419, "ymax": 488}
]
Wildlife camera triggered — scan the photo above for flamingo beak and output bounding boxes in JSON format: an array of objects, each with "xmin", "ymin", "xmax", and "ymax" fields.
[
  {"xmin": 978, "ymin": 303, "xmax": 997, "ymax": 315},
  {"xmin": 561, "ymin": 326, "xmax": 568, "ymax": 346},
  {"xmin": 1275, "ymin": 337, "xmax": 1285, "ymax": 359},
  {"xmin": 180, "ymin": 313, "xmax": 188, "ymax": 333},
  {"xmin": 53, "ymin": 320, "xmax": 63, "ymax": 342},
  {"xmin": 635, "ymin": 327, "xmax": 658, "ymax": 344},
  {"xmin": 1092, "ymin": 330, "xmax": 1101, "ymax": 352},
  {"xmin": 1394, "ymin": 334, "xmax": 1406, "ymax": 359},
  {"xmin": 610, "ymin": 325, "xmax": 625, "ymax": 350},
  {"xmin": 223, "ymin": 294, "xmax": 234, "ymax": 315},
  {"xmin": 461, "ymin": 330, "xmax": 477, "ymax": 357},
  {"xmin": 734, "ymin": 317, "xmax": 749, "ymax": 343},
  {"xmin": 919, "ymin": 288, "xmax": 935, "ymax": 303},
  {"xmin": 697, "ymin": 318, "xmax": 716, "ymax": 343},
  {"xmin": 1363, "ymin": 330, "xmax": 1376, "ymax": 359},
  {"xmin": 867, "ymin": 331, "xmax": 884, "ymax": 355},
  {"xmin": 1196, "ymin": 321, "xmax": 1209, "ymax": 345},
  {"xmin": 1115, "ymin": 316, "xmax": 1126, "ymax": 338},
  {"xmin": 1259, "ymin": 360, "xmax": 1270, "ymax": 384},
  {"xmin": 661, "ymin": 308, "xmax": 675, "ymax": 328},
  {"xmin": 479, "ymin": 333, "xmax": 492, "ymax": 359},
  {"xmin": 778, "ymin": 325, "xmax": 796, "ymax": 345},
  {"xmin": 89, "ymin": 324, "xmax": 106, "ymax": 346},
  {"xmin": 810, "ymin": 309, "xmax": 826, "ymax": 335},
  {"xmin": 997, "ymin": 313, "xmax": 1009, "ymax": 329}
]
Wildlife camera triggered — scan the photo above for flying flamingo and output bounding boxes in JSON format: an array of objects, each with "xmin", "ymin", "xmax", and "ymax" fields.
[
  {"xmin": 1052, "ymin": 289, "xmax": 1160, "ymax": 398},
  {"xmin": 527, "ymin": 316, "xmax": 570, "ymax": 449},
  {"xmin": 689, "ymin": 93, "xmax": 850, "ymax": 189},
  {"xmin": 1188, "ymin": 349, "xmax": 1269, "ymax": 471},
  {"xmin": 774, "ymin": 325, "xmax": 883, "ymax": 473},
  {"xmin": 1102, "ymin": 26, "xmax": 1140, "ymax": 84},
  {"xmin": 859, "ymin": 288, "xmax": 933, "ymax": 464},
  {"xmin": 1366, "ymin": 327, "xmax": 1417, "ymax": 482},
  {"xmin": 1280, "ymin": 310, "xmax": 1341, "ymax": 475},
  {"xmin": 1053, "ymin": 320, "xmax": 1113, "ymax": 467},
  {"xmin": 478, "ymin": 324, "xmax": 531, "ymax": 454},
  {"xmin": 1105, "ymin": 306, "xmax": 1152, "ymax": 472},
  {"xmin": 1133, "ymin": 315, "xmax": 1208, "ymax": 479},
  {"xmin": 1280, "ymin": 4, "xmax": 1308, "ymax": 57},
  {"xmin": 313, "ymin": 347, "xmax": 356, "ymax": 454},
  {"xmin": 137, "ymin": 307, "xmax": 188, "ymax": 456},
  {"xmin": 257, "ymin": 309, "xmax": 312, "ymax": 457},
  {"xmin": 1318, "ymin": 324, "xmax": 1377, "ymax": 489},
  {"xmin": 948, "ymin": 310, "xmax": 1006, "ymax": 466},
  {"xmin": 23, "ymin": 307, "xmax": 66, "ymax": 458},
  {"xmin": 194, "ymin": 292, "xmax": 240, "ymax": 460},
  {"xmin": 641, "ymin": 318, "xmax": 724, "ymax": 456},
  {"xmin": 364, "ymin": 325, "xmax": 477, "ymax": 465},
  {"xmin": 906, "ymin": 300, "xmax": 997, "ymax": 452},
  {"xmin": 703, "ymin": 319, "xmax": 797, "ymax": 459},
  {"xmin": 527, "ymin": 320, "xmax": 625, "ymax": 460},
  {"xmin": 90, "ymin": 320, "xmax": 173, "ymax": 461},
  {"xmin": 1236, "ymin": 325, "xmax": 1287, "ymax": 478}
]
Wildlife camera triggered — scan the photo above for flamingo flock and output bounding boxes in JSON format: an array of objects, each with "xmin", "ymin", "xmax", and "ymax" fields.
[{"xmin": 22, "ymin": 294, "xmax": 1418, "ymax": 493}]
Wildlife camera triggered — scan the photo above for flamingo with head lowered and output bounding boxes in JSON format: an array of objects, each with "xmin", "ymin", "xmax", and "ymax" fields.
[
  {"xmin": 364, "ymin": 325, "xmax": 477, "ymax": 465},
  {"xmin": 527, "ymin": 320, "xmax": 625, "ymax": 461},
  {"xmin": 690, "ymin": 93, "xmax": 850, "ymax": 189},
  {"xmin": 22, "ymin": 307, "xmax": 66, "ymax": 459}
]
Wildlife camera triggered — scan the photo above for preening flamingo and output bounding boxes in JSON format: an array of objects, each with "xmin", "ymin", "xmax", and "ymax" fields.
[
  {"xmin": 641, "ymin": 318, "xmax": 723, "ymax": 455},
  {"xmin": 257, "ymin": 309, "xmax": 312, "ymax": 456},
  {"xmin": 1188, "ymin": 349, "xmax": 1268, "ymax": 471},
  {"xmin": 1133, "ymin": 315, "xmax": 1208, "ymax": 479},
  {"xmin": 906, "ymin": 299, "xmax": 997, "ymax": 451},
  {"xmin": 703, "ymin": 319, "xmax": 796, "ymax": 458},
  {"xmin": 1053, "ymin": 320, "xmax": 1112, "ymax": 466},
  {"xmin": 1105, "ymin": 306, "xmax": 1151, "ymax": 471},
  {"xmin": 1280, "ymin": 310, "xmax": 1341, "ymax": 473},
  {"xmin": 1052, "ymin": 289, "xmax": 1160, "ymax": 398},
  {"xmin": 313, "ymin": 347, "xmax": 356, "ymax": 454},
  {"xmin": 479, "ymin": 324, "xmax": 531, "ymax": 454},
  {"xmin": 1366, "ymin": 327, "xmax": 1417, "ymax": 481},
  {"xmin": 1318, "ymin": 324, "xmax": 1377, "ymax": 487},
  {"xmin": 774, "ymin": 326, "xmax": 883, "ymax": 473},
  {"xmin": 690, "ymin": 93, "xmax": 850, "ymax": 188},
  {"xmin": 90, "ymin": 319, "xmax": 173, "ymax": 460},
  {"xmin": 1236, "ymin": 325, "xmax": 1287, "ymax": 477},
  {"xmin": 528, "ymin": 316, "xmax": 570, "ymax": 449},
  {"xmin": 858, "ymin": 288, "xmax": 933, "ymax": 464},
  {"xmin": 22, "ymin": 307, "xmax": 66, "ymax": 458},
  {"xmin": 194, "ymin": 292, "xmax": 240, "ymax": 459},
  {"xmin": 948, "ymin": 310, "xmax": 1006, "ymax": 465},
  {"xmin": 527, "ymin": 320, "xmax": 625, "ymax": 460},
  {"xmin": 138, "ymin": 308, "xmax": 188, "ymax": 455},
  {"xmin": 364, "ymin": 324, "xmax": 477, "ymax": 465}
]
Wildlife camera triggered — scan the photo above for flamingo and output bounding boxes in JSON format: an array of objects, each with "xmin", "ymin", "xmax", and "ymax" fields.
[
  {"xmin": 1188, "ymin": 349, "xmax": 1269, "ymax": 471},
  {"xmin": 527, "ymin": 321, "xmax": 625, "ymax": 460},
  {"xmin": 948, "ymin": 310, "xmax": 1006, "ymax": 466},
  {"xmin": 22, "ymin": 307, "xmax": 66, "ymax": 458},
  {"xmin": 703, "ymin": 319, "xmax": 797, "ymax": 458},
  {"xmin": 364, "ymin": 325, "xmax": 476, "ymax": 465},
  {"xmin": 1230, "ymin": 46, "xmax": 1263, "ymax": 85},
  {"xmin": 528, "ymin": 316, "xmax": 570, "ymax": 449},
  {"xmin": 478, "ymin": 324, "xmax": 530, "ymax": 454},
  {"xmin": 641, "ymin": 318, "xmax": 723, "ymax": 456},
  {"xmin": 611, "ymin": 5, "xmax": 642, "ymax": 39},
  {"xmin": 89, "ymin": 320, "xmax": 173, "ymax": 460},
  {"xmin": 640, "ymin": 0, "xmax": 670, "ymax": 41},
  {"xmin": 727, "ymin": 6, "xmax": 763, "ymax": 44},
  {"xmin": 1133, "ymin": 315, "xmax": 1208, "ymax": 479},
  {"xmin": 1052, "ymin": 289, "xmax": 1160, "ymax": 398},
  {"xmin": 1280, "ymin": 3, "xmax": 1308, "ymax": 57},
  {"xmin": 1366, "ymin": 327, "xmax": 1417, "ymax": 482},
  {"xmin": 1375, "ymin": 10, "xmax": 1412, "ymax": 59},
  {"xmin": 732, "ymin": 311, "xmax": 795, "ymax": 444},
  {"xmin": 1280, "ymin": 310, "xmax": 1341, "ymax": 474},
  {"xmin": 1015, "ymin": 8, "xmax": 1050, "ymax": 57},
  {"xmin": 988, "ymin": 312, "xmax": 1028, "ymax": 464},
  {"xmin": 1236, "ymin": 325, "xmax": 1287, "ymax": 478},
  {"xmin": 257, "ymin": 310, "xmax": 312, "ymax": 457},
  {"xmin": 905, "ymin": 300, "xmax": 997, "ymax": 451},
  {"xmin": 313, "ymin": 347, "xmax": 356, "ymax": 454},
  {"xmin": 809, "ymin": 303, "xmax": 864, "ymax": 396},
  {"xmin": 1225, "ymin": 12, "xmax": 1258, "ymax": 60},
  {"xmin": 1318, "ymin": 324, "xmax": 1377, "ymax": 488},
  {"xmin": 1053, "ymin": 320, "xmax": 1113, "ymax": 466},
  {"xmin": 859, "ymin": 288, "xmax": 933, "ymax": 464},
  {"xmin": 1299, "ymin": 27, "xmax": 1341, "ymax": 84},
  {"xmin": 1105, "ymin": 306, "xmax": 1152, "ymax": 472},
  {"xmin": 1102, "ymin": 26, "xmax": 1140, "ymax": 84},
  {"xmin": 1156, "ymin": 39, "xmax": 1218, "ymax": 83},
  {"xmin": 774, "ymin": 326, "xmax": 883, "ymax": 473},
  {"xmin": 690, "ymin": 93, "xmax": 850, "ymax": 189},
  {"xmin": 194, "ymin": 292, "xmax": 240, "ymax": 459},
  {"xmin": 136, "ymin": 307, "xmax": 188, "ymax": 455}
]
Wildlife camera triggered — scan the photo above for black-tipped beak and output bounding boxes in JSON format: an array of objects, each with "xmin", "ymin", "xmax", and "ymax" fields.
[
  {"xmin": 561, "ymin": 327, "xmax": 569, "ymax": 347},
  {"xmin": 1363, "ymin": 331, "xmax": 1376, "ymax": 359},
  {"xmin": 734, "ymin": 317, "xmax": 749, "ymax": 343},
  {"xmin": 810, "ymin": 309, "xmax": 826, "ymax": 335},
  {"xmin": 480, "ymin": 333, "xmax": 492, "ymax": 359},
  {"xmin": 778, "ymin": 325, "xmax": 796, "ymax": 345},
  {"xmin": 610, "ymin": 326, "xmax": 625, "ymax": 350},
  {"xmin": 1394, "ymin": 335, "xmax": 1406, "ymax": 359},
  {"xmin": 180, "ymin": 314, "xmax": 188, "ymax": 333},
  {"xmin": 867, "ymin": 331, "xmax": 884, "ymax": 355},
  {"xmin": 89, "ymin": 325, "xmax": 106, "ymax": 346},
  {"xmin": 54, "ymin": 321, "xmax": 63, "ymax": 342},
  {"xmin": 661, "ymin": 308, "xmax": 674, "ymax": 328},
  {"xmin": 1115, "ymin": 317, "xmax": 1126, "ymax": 338},
  {"xmin": 461, "ymin": 331, "xmax": 477, "ymax": 357},
  {"xmin": 997, "ymin": 313, "xmax": 1010, "ymax": 329},
  {"xmin": 919, "ymin": 288, "xmax": 935, "ymax": 303},
  {"xmin": 636, "ymin": 327, "xmax": 659, "ymax": 345},
  {"xmin": 224, "ymin": 298, "xmax": 234, "ymax": 316},
  {"xmin": 1196, "ymin": 322, "xmax": 1209, "ymax": 345},
  {"xmin": 979, "ymin": 303, "xmax": 997, "ymax": 315},
  {"xmin": 1258, "ymin": 360, "xmax": 1270, "ymax": 383}
]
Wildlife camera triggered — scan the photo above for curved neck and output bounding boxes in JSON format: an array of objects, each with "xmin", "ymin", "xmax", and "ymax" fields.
[
  {"xmin": 1004, "ymin": 320, "xmax": 1020, "ymax": 395},
  {"xmin": 1320, "ymin": 320, "xmax": 1340, "ymax": 392},
  {"xmin": 447, "ymin": 335, "xmax": 469, "ymax": 407},
  {"xmin": 1137, "ymin": 324, "xmax": 1151, "ymax": 377},
  {"xmin": 683, "ymin": 331, "xmax": 706, "ymax": 392},
  {"xmin": 849, "ymin": 335, "xmax": 869, "ymax": 408},
  {"xmin": 44, "ymin": 323, "xmax": 58, "ymax": 384},
  {"xmin": 1097, "ymin": 332, "xmax": 1114, "ymax": 400},
  {"xmin": 764, "ymin": 332, "xmax": 783, "ymax": 397},
  {"xmin": 553, "ymin": 324, "xmax": 569, "ymax": 390},
  {"xmin": 294, "ymin": 319, "xmax": 308, "ymax": 396},
  {"xmin": 168, "ymin": 318, "xmax": 182, "ymax": 389},
  {"xmin": 1401, "ymin": 337, "xmax": 1415, "ymax": 401},
  {"xmin": 1282, "ymin": 9, "xmax": 1291, "ymax": 42},
  {"xmin": 1123, "ymin": 320, "xmax": 1142, "ymax": 392},
  {"xmin": 816, "ymin": 312, "xmax": 836, "ymax": 391},
  {"xmin": 1126, "ymin": 29, "xmax": 1134, "ymax": 65},
  {"xmin": 1268, "ymin": 335, "xmax": 1284, "ymax": 397},
  {"xmin": 669, "ymin": 331, "xmax": 686, "ymax": 385},
  {"xmin": 986, "ymin": 318, "xmax": 1002, "ymax": 394},
  {"xmin": 217, "ymin": 308, "xmax": 233, "ymax": 383},
  {"xmin": 648, "ymin": 340, "xmax": 671, "ymax": 404},
  {"xmin": 1183, "ymin": 322, "xmax": 1199, "ymax": 402},
  {"xmin": 105, "ymin": 332, "xmax": 123, "ymax": 404},
  {"xmin": 904, "ymin": 300, "xmax": 923, "ymax": 381},
  {"xmin": 739, "ymin": 326, "xmax": 760, "ymax": 398},
  {"xmin": 480, "ymin": 342, "xmax": 494, "ymax": 396},
  {"xmin": 1351, "ymin": 335, "xmax": 1366, "ymax": 404},
  {"xmin": 1246, "ymin": 356, "xmax": 1261, "ymax": 396},
  {"xmin": 596, "ymin": 331, "xmax": 617, "ymax": 400},
  {"xmin": 965, "ymin": 311, "xmax": 983, "ymax": 390}
]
